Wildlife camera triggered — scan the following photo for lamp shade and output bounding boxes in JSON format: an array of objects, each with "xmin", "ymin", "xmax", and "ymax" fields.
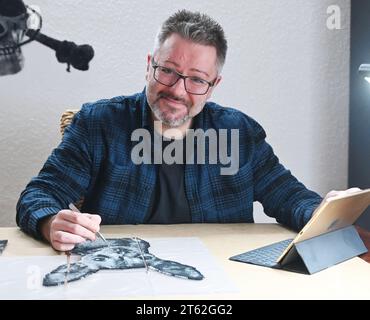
[{"xmin": 358, "ymin": 64, "xmax": 370, "ymax": 83}]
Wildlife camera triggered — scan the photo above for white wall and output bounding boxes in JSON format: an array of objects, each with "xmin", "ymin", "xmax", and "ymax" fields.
[{"xmin": 0, "ymin": 0, "xmax": 350, "ymax": 226}]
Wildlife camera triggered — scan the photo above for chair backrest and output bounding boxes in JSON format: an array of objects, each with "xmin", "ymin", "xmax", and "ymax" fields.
[
  {"xmin": 60, "ymin": 109, "xmax": 79, "ymax": 137},
  {"xmin": 60, "ymin": 109, "xmax": 83, "ymax": 210}
]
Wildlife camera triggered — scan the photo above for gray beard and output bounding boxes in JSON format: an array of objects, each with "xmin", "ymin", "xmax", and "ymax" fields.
[{"xmin": 149, "ymin": 102, "xmax": 191, "ymax": 128}]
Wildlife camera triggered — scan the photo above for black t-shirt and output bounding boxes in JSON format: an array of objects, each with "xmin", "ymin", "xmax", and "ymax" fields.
[{"xmin": 145, "ymin": 136, "xmax": 191, "ymax": 224}]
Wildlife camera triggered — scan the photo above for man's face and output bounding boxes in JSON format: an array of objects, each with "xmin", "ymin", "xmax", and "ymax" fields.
[{"xmin": 146, "ymin": 33, "xmax": 221, "ymax": 128}]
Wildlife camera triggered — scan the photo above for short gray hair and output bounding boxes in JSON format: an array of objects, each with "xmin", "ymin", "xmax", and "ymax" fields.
[{"xmin": 153, "ymin": 10, "xmax": 227, "ymax": 73}]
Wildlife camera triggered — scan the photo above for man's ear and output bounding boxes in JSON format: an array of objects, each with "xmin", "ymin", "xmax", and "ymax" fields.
[
  {"xmin": 206, "ymin": 75, "xmax": 222, "ymax": 100},
  {"xmin": 213, "ymin": 75, "xmax": 222, "ymax": 87},
  {"xmin": 147, "ymin": 54, "xmax": 152, "ymax": 72},
  {"xmin": 146, "ymin": 53, "xmax": 152, "ymax": 81}
]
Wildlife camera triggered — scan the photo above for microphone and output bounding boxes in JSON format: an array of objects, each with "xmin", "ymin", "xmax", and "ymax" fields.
[{"xmin": 26, "ymin": 29, "xmax": 94, "ymax": 72}]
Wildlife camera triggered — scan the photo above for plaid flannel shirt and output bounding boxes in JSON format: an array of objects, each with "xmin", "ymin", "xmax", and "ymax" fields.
[{"xmin": 16, "ymin": 89, "xmax": 322, "ymax": 239}]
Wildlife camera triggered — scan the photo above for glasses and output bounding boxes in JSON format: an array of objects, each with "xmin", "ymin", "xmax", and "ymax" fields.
[{"xmin": 151, "ymin": 59, "xmax": 217, "ymax": 95}]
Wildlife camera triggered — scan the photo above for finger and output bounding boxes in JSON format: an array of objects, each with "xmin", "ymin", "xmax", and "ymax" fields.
[
  {"xmin": 52, "ymin": 219, "xmax": 97, "ymax": 241},
  {"xmin": 52, "ymin": 230, "xmax": 87, "ymax": 245},
  {"xmin": 51, "ymin": 241, "xmax": 76, "ymax": 252},
  {"xmin": 324, "ymin": 190, "xmax": 340, "ymax": 199},
  {"xmin": 345, "ymin": 187, "xmax": 362, "ymax": 193},
  {"xmin": 60, "ymin": 210, "xmax": 100, "ymax": 234},
  {"xmin": 326, "ymin": 188, "xmax": 362, "ymax": 199},
  {"xmin": 84, "ymin": 213, "xmax": 102, "ymax": 226}
]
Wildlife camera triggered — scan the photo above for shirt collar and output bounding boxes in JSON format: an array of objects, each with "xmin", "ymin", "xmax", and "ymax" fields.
[{"xmin": 139, "ymin": 87, "xmax": 152, "ymax": 129}]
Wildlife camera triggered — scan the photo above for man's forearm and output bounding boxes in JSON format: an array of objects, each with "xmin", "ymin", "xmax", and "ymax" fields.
[{"xmin": 16, "ymin": 186, "xmax": 63, "ymax": 239}]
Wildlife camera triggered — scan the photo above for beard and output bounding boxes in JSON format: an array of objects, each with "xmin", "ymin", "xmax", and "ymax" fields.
[{"xmin": 148, "ymin": 92, "xmax": 192, "ymax": 128}]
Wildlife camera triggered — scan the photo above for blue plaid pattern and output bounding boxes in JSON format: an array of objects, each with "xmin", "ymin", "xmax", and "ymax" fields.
[{"xmin": 16, "ymin": 89, "xmax": 322, "ymax": 239}]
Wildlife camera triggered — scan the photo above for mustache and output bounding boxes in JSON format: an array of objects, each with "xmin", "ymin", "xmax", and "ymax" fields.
[{"xmin": 157, "ymin": 92, "xmax": 187, "ymax": 105}]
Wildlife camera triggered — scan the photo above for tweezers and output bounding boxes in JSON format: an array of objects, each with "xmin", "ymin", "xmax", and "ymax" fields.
[
  {"xmin": 68, "ymin": 203, "xmax": 108, "ymax": 245},
  {"xmin": 64, "ymin": 251, "xmax": 71, "ymax": 285}
]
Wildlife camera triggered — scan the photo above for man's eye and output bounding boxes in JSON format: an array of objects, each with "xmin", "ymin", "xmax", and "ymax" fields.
[
  {"xmin": 159, "ymin": 67, "xmax": 173, "ymax": 74},
  {"xmin": 190, "ymin": 77, "xmax": 207, "ymax": 85}
]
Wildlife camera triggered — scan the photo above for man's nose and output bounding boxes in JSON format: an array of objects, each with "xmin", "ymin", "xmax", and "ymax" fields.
[{"xmin": 170, "ymin": 76, "xmax": 187, "ymax": 97}]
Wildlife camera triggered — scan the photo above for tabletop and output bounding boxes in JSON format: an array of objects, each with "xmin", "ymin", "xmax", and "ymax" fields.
[{"xmin": 0, "ymin": 223, "xmax": 369, "ymax": 300}]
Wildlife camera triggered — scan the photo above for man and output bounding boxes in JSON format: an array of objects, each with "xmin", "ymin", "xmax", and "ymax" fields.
[{"xmin": 16, "ymin": 10, "xmax": 369, "ymax": 260}]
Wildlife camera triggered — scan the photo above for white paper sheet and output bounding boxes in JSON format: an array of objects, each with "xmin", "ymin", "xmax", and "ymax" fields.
[{"xmin": 0, "ymin": 237, "xmax": 238, "ymax": 299}]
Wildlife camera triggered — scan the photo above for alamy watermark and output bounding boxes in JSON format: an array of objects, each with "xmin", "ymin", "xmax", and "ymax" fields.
[
  {"xmin": 131, "ymin": 121, "xmax": 240, "ymax": 175},
  {"xmin": 327, "ymin": 5, "xmax": 341, "ymax": 30},
  {"xmin": 26, "ymin": 264, "xmax": 42, "ymax": 290}
]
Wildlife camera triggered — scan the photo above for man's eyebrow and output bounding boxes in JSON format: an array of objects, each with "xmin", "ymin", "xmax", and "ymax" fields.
[
  {"xmin": 164, "ymin": 60, "xmax": 210, "ymax": 77},
  {"xmin": 190, "ymin": 68, "xmax": 210, "ymax": 77}
]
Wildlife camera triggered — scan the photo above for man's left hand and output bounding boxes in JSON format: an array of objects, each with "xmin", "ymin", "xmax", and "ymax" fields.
[{"xmin": 323, "ymin": 187, "xmax": 370, "ymax": 264}]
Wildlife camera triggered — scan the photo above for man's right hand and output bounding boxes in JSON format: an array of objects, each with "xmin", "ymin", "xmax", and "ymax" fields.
[{"xmin": 40, "ymin": 210, "xmax": 102, "ymax": 251}]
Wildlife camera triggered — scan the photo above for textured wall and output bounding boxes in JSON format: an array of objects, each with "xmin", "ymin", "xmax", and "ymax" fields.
[{"xmin": 0, "ymin": 0, "xmax": 350, "ymax": 226}]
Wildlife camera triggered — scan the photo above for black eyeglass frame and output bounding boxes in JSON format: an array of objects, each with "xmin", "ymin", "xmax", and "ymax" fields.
[{"xmin": 151, "ymin": 58, "xmax": 218, "ymax": 95}]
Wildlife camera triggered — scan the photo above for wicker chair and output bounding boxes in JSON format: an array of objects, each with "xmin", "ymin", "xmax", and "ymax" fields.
[
  {"xmin": 60, "ymin": 109, "xmax": 83, "ymax": 209},
  {"xmin": 60, "ymin": 109, "xmax": 79, "ymax": 136}
]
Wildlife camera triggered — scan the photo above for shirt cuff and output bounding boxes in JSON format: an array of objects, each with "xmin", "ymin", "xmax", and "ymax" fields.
[{"xmin": 29, "ymin": 207, "xmax": 61, "ymax": 240}]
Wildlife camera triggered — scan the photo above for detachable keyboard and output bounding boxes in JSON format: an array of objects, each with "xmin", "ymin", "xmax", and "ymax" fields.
[{"xmin": 229, "ymin": 238, "xmax": 293, "ymax": 268}]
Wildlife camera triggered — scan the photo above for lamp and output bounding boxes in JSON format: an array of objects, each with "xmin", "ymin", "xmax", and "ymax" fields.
[{"xmin": 358, "ymin": 64, "xmax": 370, "ymax": 83}]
